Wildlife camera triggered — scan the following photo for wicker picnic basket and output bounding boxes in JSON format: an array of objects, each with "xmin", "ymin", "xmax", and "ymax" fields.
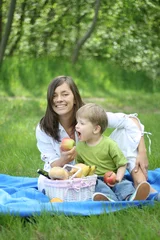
[{"xmin": 43, "ymin": 165, "xmax": 97, "ymax": 202}]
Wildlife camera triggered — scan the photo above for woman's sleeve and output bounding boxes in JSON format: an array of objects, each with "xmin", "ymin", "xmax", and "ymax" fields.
[
  {"xmin": 36, "ymin": 124, "xmax": 60, "ymax": 170},
  {"xmin": 107, "ymin": 112, "xmax": 144, "ymax": 133},
  {"xmin": 109, "ymin": 141, "xmax": 128, "ymax": 167},
  {"xmin": 107, "ymin": 112, "xmax": 144, "ymax": 158}
]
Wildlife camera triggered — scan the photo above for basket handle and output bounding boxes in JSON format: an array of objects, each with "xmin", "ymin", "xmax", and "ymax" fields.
[{"xmin": 63, "ymin": 164, "xmax": 81, "ymax": 180}]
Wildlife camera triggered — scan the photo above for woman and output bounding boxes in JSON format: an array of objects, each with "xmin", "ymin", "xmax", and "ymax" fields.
[{"xmin": 36, "ymin": 75, "xmax": 156, "ymax": 197}]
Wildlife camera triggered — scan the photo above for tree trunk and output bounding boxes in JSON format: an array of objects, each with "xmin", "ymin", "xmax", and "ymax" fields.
[
  {"xmin": 0, "ymin": 0, "xmax": 2, "ymax": 42},
  {"xmin": 72, "ymin": 0, "xmax": 101, "ymax": 64},
  {"xmin": 9, "ymin": 1, "xmax": 26, "ymax": 56},
  {"xmin": 0, "ymin": 0, "xmax": 17, "ymax": 65}
]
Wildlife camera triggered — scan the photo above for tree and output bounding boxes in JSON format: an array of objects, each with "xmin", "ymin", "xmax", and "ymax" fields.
[
  {"xmin": 1, "ymin": 0, "xmax": 160, "ymax": 83},
  {"xmin": 72, "ymin": 0, "xmax": 101, "ymax": 64},
  {"xmin": 0, "ymin": 0, "xmax": 2, "ymax": 42},
  {"xmin": 0, "ymin": 0, "xmax": 16, "ymax": 65},
  {"xmin": 9, "ymin": 1, "xmax": 26, "ymax": 56}
]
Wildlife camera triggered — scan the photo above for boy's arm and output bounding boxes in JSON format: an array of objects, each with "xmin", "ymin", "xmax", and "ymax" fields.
[{"xmin": 116, "ymin": 164, "xmax": 127, "ymax": 183}]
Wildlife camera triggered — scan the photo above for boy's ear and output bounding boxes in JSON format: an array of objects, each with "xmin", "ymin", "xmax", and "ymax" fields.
[{"xmin": 93, "ymin": 125, "xmax": 101, "ymax": 134}]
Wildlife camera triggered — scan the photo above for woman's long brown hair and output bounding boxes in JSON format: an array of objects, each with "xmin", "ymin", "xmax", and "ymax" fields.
[{"xmin": 39, "ymin": 76, "xmax": 84, "ymax": 142}]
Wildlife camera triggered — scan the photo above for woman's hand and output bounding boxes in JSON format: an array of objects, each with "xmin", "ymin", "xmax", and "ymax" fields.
[
  {"xmin": 60, "ymin": 146, "xmax": 77, "ymax": 164},
  {"xmin": 130, "ymin": 117, "xmax": 149, "ymax": 180},
  {"xmin": 134, "ymin": 151, "xmax": 148, "ymax": 180},
  {"xmin": 50, "ymin": 147, "xmax": 77, "ymax": 168}
]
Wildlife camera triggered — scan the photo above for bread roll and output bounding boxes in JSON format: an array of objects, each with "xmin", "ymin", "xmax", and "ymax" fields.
[{"xmin": 49, "ymin": 167, "xmax": 69, "ymax": 180}]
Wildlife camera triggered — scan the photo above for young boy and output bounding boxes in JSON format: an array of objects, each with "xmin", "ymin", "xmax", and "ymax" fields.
[{"xmin": 75, "ymin": 103, "xmax": 150, "ymax": 201}]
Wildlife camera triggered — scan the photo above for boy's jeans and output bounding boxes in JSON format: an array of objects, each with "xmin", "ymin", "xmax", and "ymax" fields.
[{"xmin": 95, "ymin": 177, "xmax": 135, "ymax": 201}]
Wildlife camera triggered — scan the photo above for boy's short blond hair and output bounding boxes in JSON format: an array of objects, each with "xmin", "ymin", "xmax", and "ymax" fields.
[{"xmin": 76, "ymin": 103, "xmax": 108, "ymax": 133}]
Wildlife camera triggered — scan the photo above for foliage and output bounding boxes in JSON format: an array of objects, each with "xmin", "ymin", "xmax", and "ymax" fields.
[
  {"xmin": 92, "ymin": 0, "xmax": 160, "ymax": 81},
  {"xmin": 1, "ymin": 0, "xmax": 160, "ymax": 84}
]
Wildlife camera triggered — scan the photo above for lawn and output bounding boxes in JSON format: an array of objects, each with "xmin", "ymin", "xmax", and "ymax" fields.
[{"xmin": 0, "ymin": 93, "xmax": 160, "ymax": 239}]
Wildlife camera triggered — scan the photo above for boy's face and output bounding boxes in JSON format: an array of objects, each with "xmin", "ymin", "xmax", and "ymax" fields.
[{"xmin": 75, "ymin": 117, "xmax": 97, "ymax": 142}]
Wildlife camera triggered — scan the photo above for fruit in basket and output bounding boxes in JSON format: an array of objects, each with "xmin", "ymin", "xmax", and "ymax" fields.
[
  {"xmin": 103, "ymin": 171, "xmax": 116, "ymax": 186},
  {"xmin": 88, "ymin": 165, "xmax": 97, "ymax": 176},
  {"xmin": 49, "ymin": 167, "xmax": 69, "ymax": 180},
  {"xmin": 60, "ymin": 138, "xmax": 75, "ymax": 151},
  {"xmin": 50, "ymin": 197, "xmax": 63, "ymax": 203},
  {"xmin": 70, "ymin": 163, "xmax": 91, "ymax": 178}
]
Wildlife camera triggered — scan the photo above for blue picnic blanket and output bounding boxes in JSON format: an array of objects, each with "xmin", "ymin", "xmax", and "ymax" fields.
[{"xmin": 0, "ymin": 169, "xmax": 160, "ymax": 217}]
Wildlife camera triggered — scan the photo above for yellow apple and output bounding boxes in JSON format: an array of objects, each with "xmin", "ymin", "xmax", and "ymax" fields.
[{"xmin": 60, "ymin": 138, "xmax": 75, "ymax": 151}]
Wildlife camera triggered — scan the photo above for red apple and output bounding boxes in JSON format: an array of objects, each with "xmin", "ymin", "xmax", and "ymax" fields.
[
  {"xmin": 60, "ymin": 138, "xmax": 75, "ymax": 151},
  {"xmin": 103, "ymin": 171, "xmax": 116, "ymax": 187}
]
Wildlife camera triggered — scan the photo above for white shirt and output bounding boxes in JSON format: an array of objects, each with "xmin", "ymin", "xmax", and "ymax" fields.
[
  {"xmin": 108, "ymin": 112, "xmax": 143, "ymax": 158},
  {"xmin": 36, "ymin": 112, "xmax": 144, "ymax": 171}
]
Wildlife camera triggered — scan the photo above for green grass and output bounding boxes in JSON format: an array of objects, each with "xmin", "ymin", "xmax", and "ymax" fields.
[
  {"xmin": 0, "ymin": 206, "xmax": 160, "ymax": 239},
  {"xmin": 0, "ymin": 57, "xmax": 160, "ymax": 239},
  {"xmin": 1, "ymin": 57, "xmax": 160, "ymax": 99},
  {"xmin": 0, "ymin": 93, "xmax": 160, "ymax": 239},
  {"xmin": 0, "ymin": 94, "xmax": 159, "ymax": 175}
]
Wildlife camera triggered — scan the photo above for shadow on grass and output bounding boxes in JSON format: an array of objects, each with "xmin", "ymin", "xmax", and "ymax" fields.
[{"xmin": 1, "ymin": 57, "xmax": 158, "ymax": 98}]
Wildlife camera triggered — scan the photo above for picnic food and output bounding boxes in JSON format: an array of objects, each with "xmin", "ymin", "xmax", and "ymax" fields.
[
  {"xmin": 50, "ymin": 197, "xmax": 63, "ymax": 203},
  {"xmin": 103, "ymin": 171, "xmax": 116, "ymax": 186},
  {"xmin": 70, "ymin": 163, "xmax": 91, "ymax": 178},
  {"xmin": 88, "ymin": 165, "xmax": 96, "ymax": 176},
  {"xmin": 60, "ymin": 138, "xmax": 75, "ymax": 151},
  {"xmin": 37, "ymin": 164, "xmax": 96, "ymax": 181},
  {"xmin": 49, "ymin": 167, "xmax": 69, "ymax": 180}
]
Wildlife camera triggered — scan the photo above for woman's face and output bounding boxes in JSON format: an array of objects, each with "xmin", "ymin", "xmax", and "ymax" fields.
[{"xmin": 52, "ymin": 82, "xmax": 75, "ymax": 117}]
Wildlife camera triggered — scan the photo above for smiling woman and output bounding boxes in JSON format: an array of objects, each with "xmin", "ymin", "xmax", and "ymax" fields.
[
  {"xmin": 53, "ymin": 83, "xmax": 75, "ymax": 117},
  {"xmin": 36, "ymin": 76, "xmax": 84, "ymax": 191},
  {"xmin": 52, "ymin": 82, "xmax": 76, "ymax": 140}
]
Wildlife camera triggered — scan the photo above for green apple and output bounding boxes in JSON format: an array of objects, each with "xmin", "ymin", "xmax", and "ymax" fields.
[{"xmin": 60, "ymin": 138, "xmax": 75, "ymax": 151}]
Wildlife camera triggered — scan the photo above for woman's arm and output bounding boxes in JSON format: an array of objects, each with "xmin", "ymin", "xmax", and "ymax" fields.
[
  {"xmin": 36, "ymin": 124, "xmax": 76, "ymax": 170},
  {"xmin": 50, "ymin": 147, "xmax": 76, "ymax": 167},
  {"xmin": 130, "ymin": 117, "xmax": 148, "ymax": 179}
]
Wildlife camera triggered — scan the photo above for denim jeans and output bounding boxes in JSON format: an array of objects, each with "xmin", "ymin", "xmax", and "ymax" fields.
[{"xmin": 95, "ymin": 177, "xmax": 135, "ymax": 201}]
